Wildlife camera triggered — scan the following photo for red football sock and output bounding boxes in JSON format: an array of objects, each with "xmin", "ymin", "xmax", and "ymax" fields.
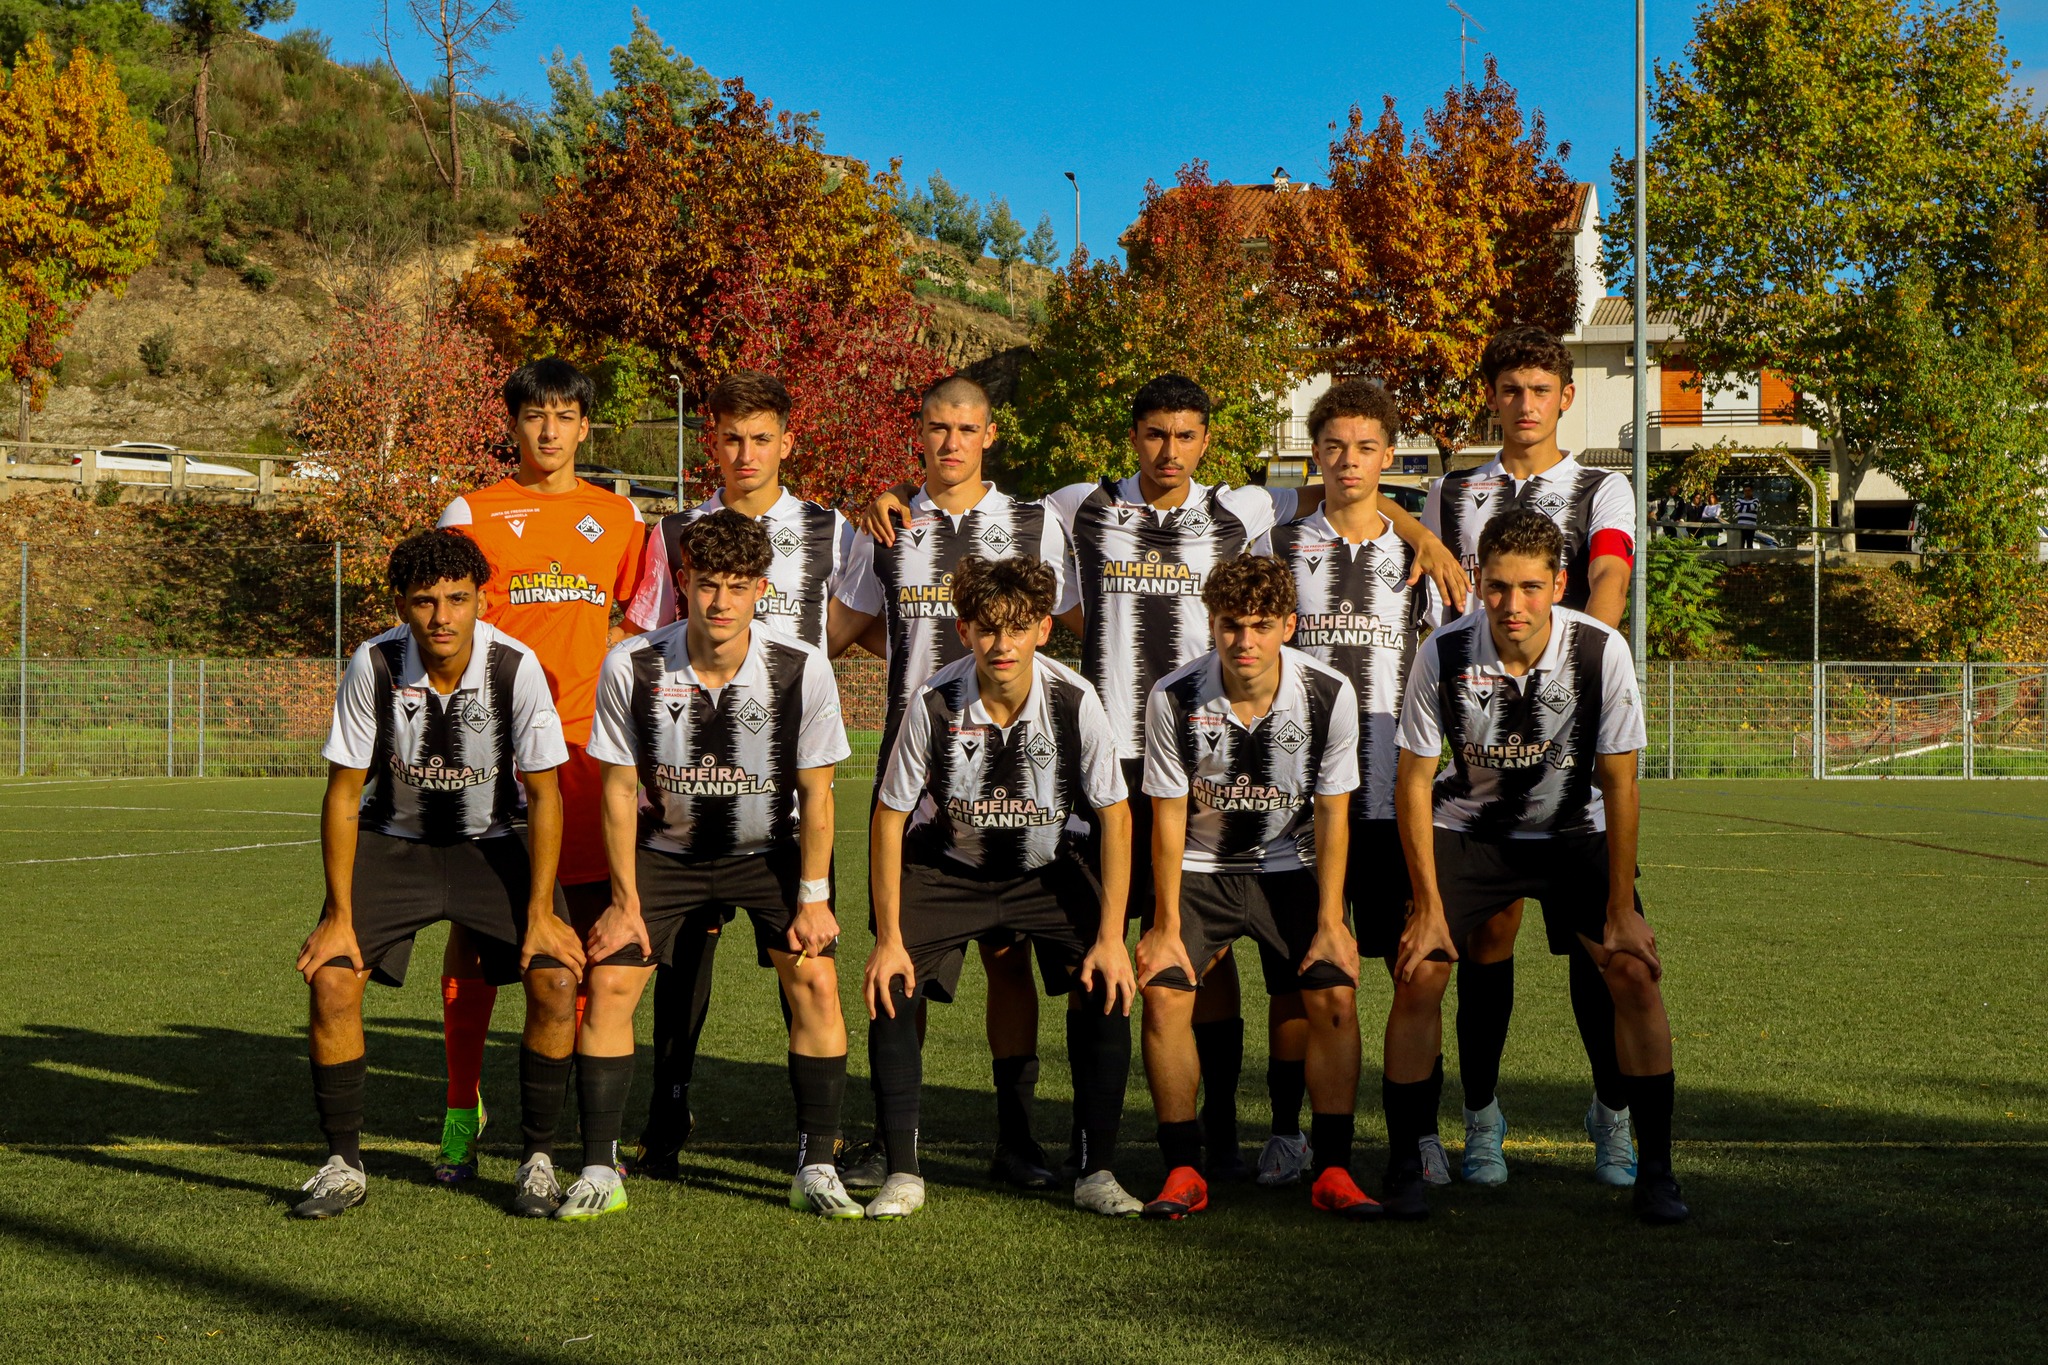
[
  {"xmin": 441, "ymin": 975, "xmax": 497, "ymax": 1109},
  {"xmin": 574, "ymin": 985, "xmax": 589, "ymax": 1037}
]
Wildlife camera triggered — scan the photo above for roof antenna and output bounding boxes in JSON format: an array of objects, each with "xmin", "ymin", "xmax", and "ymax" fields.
[{"xmin": 1447, "ymin": 2, "xmax": 1486, "ymax": 88}]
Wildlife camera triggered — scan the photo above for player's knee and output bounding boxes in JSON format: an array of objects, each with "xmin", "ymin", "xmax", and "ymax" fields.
[
  {"xmin": 1302, "ymin": 986, "xmax": 1357, "ymax": 1029},
  {"xmin": 524, "ymin": 967, "xmax": 576, "ymax": 1016},
  {"xmin": 1390, "ymin": 967, "xmax": 1449, "ymax": 1014},
  {"xmin": 1269, "ymin": 990, "xmax": 1307, "ymax": 1024},
  {"xmin": 1141, "ymin": 982, "xmax": 1193, "ymax": 1023},
  {"xmin": 1602, "ymin": 953, "xmax": 1659, "ymax": 1007},
  {"xmin": 309, "ymin": 968, "xmax": 362, "ymax": 1021},
  {"xmin": 785, "ymin": 968, "xmax": 842, "ymax": 1021},
  {"xmin": 1470, "ymin": 910, "xmax": 1518, "ymax": 960}
]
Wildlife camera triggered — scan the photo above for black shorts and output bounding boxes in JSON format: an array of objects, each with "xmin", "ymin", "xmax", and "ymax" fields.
[
  {"xmin": 332, "ymin": 830, "xmax": 571, "ymax": 988},
  {"xmin": 600, "ymin": 843, "xmax": 831, "ymax": 970},
  {"xmin": 1346, "ymin": 818, "xmax": 1414, "ymax": 961},
  {"xmin": 897, "ymin": 856, "xmax": 1103, "ymax": 1003},
  {"xmin": 1149, "ymin": 867, "xmax": 1352, "ymax": 995},
  {"xmin": 1432, "ymin": 829, "xmax": 1645, "ymax": 959},
  {"xmin": 649, "ymin": 853, "xmax": 837, "ymax": 967}
]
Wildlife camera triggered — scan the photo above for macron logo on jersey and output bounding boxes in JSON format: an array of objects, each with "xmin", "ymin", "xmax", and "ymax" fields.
[{"xmin": 508, "ymin": 519, "xmax": 526, "ymax": 538}]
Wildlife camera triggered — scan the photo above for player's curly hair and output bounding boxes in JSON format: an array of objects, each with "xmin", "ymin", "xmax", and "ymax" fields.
[
  {"xmin": 1476, "ymin": 507, "xmax": 1565, "ymax": 574},
  {"xmin": 1132, "ymin": 372, "xmax": 1211, "ymax": 427},
  {"xmin": 680, "ymin": 509, "xmax": 773, "ymax": 579},
  {"xmin": 951, "ymin": 555, "xmax": 1056, "ymax": 631},
  {"xmin": 1479, "ymin": 325, "xmax": 1573, "ymax": 390},
  {"xmin": 1202, "ymin": 554, "xmax": 1297, "ymax": 620},
  {"xmin": 387, "ymin": 528, "xmax": 493, "ymax": 595},
  {"xmin": 707, "ymin": 370, "xmax": 791, "ymax": 428},
  {"xmin": 1307, "ymin": 378, "xmax": 1402, "ymax": 445},
  {"xmin": 502, "ymin": 357, "xmax": 596, "ymax": 419}
]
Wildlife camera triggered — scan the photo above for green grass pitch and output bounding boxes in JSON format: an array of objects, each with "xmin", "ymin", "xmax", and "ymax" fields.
[{"xmin": 0, "ymin": 777, "xmax": 2042, "ymax": 1363}]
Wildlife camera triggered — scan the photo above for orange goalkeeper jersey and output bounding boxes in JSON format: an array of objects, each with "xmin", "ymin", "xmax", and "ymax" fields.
[{"xmin": 438, "ymin": 477, "xmax": 647, "ymax": 744}]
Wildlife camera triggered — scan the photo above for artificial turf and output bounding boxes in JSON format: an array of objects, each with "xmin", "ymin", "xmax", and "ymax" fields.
[{"xmin": 0, "ymin": 776, "xmax": 2041, "ymax": 1363}]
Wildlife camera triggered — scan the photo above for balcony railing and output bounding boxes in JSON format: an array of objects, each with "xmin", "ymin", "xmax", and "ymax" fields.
[{"xmin": 1650, "ymin": 407, "xmax": 1802, "ymax": 429}]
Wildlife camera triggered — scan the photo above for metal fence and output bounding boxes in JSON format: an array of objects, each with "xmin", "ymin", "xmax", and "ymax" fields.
[{"xmin": 0, "ymin": 656, "xmax": 2038, "ymax": 780}]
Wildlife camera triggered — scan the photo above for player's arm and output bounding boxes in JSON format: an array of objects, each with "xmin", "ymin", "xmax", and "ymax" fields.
[
  {"xmin": 1592, "ymin": 749, "xmax": 1658, "ymax": 978},
  {"xmin": 789, "ymin": 765, "xmax": 838, "ymax": 958},
  {"xmin": 864, "ymin": 804, "xmax": 915, "ymax": 1017},
  {"xmin": 1301, "ymin": 792, "xmax": 1359, "ymax": 983},
  {"xmin": 826, "ymin": 599, "xmax": 883, "ymax": 658},
  {"xmin": 608, "ymin": 620, "xmax": 644, "ymax": 645},
  {"xmin": 1080, "ymin": 798, "xmax": 1137, "ymax": 1014},
  {"xmin": 1055, "ymin": 606, "xmax": 1085, "ymax": 637},
  {"xmin": 586, "ymin": 760, "xmax": 652, "ymax": 962},
  {"xmin": 299, "ymin": 764, "xmax": 368, "ymax": 981},
  {"xmin": 1134, "ymin": 793, "xmax": 1195, "ymax": 989},
  {"xmin": 1393, "ymin": 749, "xmax": 1455, "ymax": 982},
  {"xmin": 858, "ymin": 482, "xmax": 920, "ymax": 545},
  {"xmin": 516, "ymin": 765, "xmax": 584, "ymax": 977},
  {"xmin": 1585, "ymin": 552, "xmax": 1631, "ymax": 630},
  {"xmin": 1383, "ymin": 497, "xmax": 1469, "ymax": 614}
]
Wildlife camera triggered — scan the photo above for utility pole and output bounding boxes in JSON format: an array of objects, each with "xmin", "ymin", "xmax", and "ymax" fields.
[
  {"xmin": 1629, "ymin": 0, "xmax": 1650, "ymax": 690},
  {"xmin": 1448, "ymin": 2, "xmax": 1486, "ymax": 87},
  {"xmin": 1064, "ymin": 171, "xmax": 1081, "ymax": 259}
]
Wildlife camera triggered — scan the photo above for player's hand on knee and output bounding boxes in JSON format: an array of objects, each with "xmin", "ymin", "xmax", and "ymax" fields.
[
  {"xmin": 587, "ymin": 902, "xmax": 649, "ymax": 963},
  {"xmin": 1395, "ymin": 908, "xmax": 1456, "ymax": 984},
  {"xmin": 862, "ymin": 944, "xmax": 914, "ymax": 1019},
  {"xmin": 788, "ymin": 902, "xmax": 839, "ymax": 959},
  {"xmin": 1602, "ymin": 914, "xmax": 1661, "ymax": 982},
  {"xmin": 522, "ymin": 910, "xmax": 585, "ymax": 980},
  {"xmin": 1080, "ymin": 938, "xmax": 1138, "ymax": 1016},
  {"xmin": 297, "ymin": 916, "xmax": 362, "ymax": 983},
  {"xmin": 1301, "ymin": 925, "xmax": 1360, "ymax": 986},
  {"xmin": 1134, "ymin": 927, "xmax": 1193, "ymax": 992}
]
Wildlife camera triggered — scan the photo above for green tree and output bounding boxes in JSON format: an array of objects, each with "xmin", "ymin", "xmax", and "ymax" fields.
[
  {"xmin": 895, "ymin": 171, "xmax": 985, "ymax": 254},
  {"xmin": 168, "ymin": 0, "xmax": 295, "ymax": 184},
  {"xmin": 1024, "ymin": 212, "xmax": 1059, "ymax": 268},
  {"xmin": 1644, "ymin": 538, "xmax": 1725, "ymax": 659},
  {"xmin": 984, "ymin": 195, "xmax": 1024, "ymax": 299},
  {"xmin": 537, "ymin": 8, "xmax": 716, "ymax": 178},
  {"xmin": 1605, "ymin": 0, "xmax": 2045, "ymax": 547}
]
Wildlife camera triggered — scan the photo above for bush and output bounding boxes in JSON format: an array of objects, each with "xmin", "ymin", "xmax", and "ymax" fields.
[
  {"xmin": 202, "ymin": 237, "xmax": 247, "ymax": 270},
  {"xmin": 138, "ymin": 329, "xmax": 174, "ymax": 378},
  {"xmin": 1645, "ymin": 537, "xmax": 1724, "ymax": 659},
  {"xmin": 91, "ymin": 475, "xmax": 123, "ymax": 507},
  {"xmin": 240, "ymin": 261, "xmax": 277, "ymax": 291}
]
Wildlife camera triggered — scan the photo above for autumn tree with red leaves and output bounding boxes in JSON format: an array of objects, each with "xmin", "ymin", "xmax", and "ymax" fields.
[{"xmin": 1270, "ymin": 59, "xmax": 1579, "ymax": 464}]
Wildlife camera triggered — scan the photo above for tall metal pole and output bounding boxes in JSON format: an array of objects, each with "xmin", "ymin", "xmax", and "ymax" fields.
[
  {"xmin": 332, "ymin": 541, "xmax": 342, "ymax": 674},
  {"xmin": 16, "ymin": 542, "xmax": 24, "ymax": 777},
  {"xmin": 1065, "ymin": 172, "xmax": 1081, "ymax": 257},
  {"xmin": 1629, "ymin": 0, "xmax": 1650, "ymax": 690},
  {"xmin": 670, "ymin": 374, "xmax": 685, "ymax": 505}
]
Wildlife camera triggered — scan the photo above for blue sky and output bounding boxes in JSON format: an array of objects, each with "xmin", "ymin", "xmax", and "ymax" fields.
[{"xmin": 277, "ymin": 1, "xmax": 2048, "ymax": 266}]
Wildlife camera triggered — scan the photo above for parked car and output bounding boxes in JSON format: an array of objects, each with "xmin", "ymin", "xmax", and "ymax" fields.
[
  {"xmin": 576, "ymin": 463, "xmax": 672, "ymax": 501},
  {"xmin": 1380, "ymin": 482, "xmax": 1429, "ymax": 516},
  {"xmin": 72, "ymin": 442, "xmax": 251, "ymax": 479}
]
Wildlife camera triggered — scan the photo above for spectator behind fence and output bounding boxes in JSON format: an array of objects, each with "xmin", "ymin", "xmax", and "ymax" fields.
[
  {"xmin": 1698, "ymin": 493, "xmax": 1724, "ymax": 545},
  {"xmin": 1732, "ymin": 487, "xmax": 1762, "ymax": 549}
]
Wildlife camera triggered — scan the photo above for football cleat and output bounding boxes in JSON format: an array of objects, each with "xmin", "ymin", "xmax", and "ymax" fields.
[
  {"xmin": 1585, "ymin": 1099, "xmax": 1639, "ymax": 1188},
  {"xmin": 434, "ymin": 1099, "xmax": 487, "ymax": 1184},
  {"xmin": 864, "ymin": 1172, "xmax": 927, "ymax": 1221},
  {"xmin": 1417, "ymin": 1133, "xmax": 1452, "ymax": 1187},
  {"xmin": 1310, "ymin": 1167, "xmax": 1385, "ymax": 1222},
  {"xmin": 1073, "ymin": 1170, "xmax": 1143, "ymax": 1218},
  {"xmin": 1461, "ymin": 1100, "xmax": 1508, "ymax": 1186},
  {"xmin": 791, "ymin": 1163, "xmax": 865, "ymax": 1220},
  {"xmin": 1633, "ymin": 1170, "xmax": 1691, "ymax": 1225},
  {"xmin": 1255, "ymin": 1132, "xmax": 1313, "ymax": 1187},
  {"xmin": 1141, "ymin": 1166, "xmax": 1209, "ymax": 1221},
  {"xmin": 552, "ymin": 1173, "xmax": 628, "ymax": 1222},
  {"xmin": 290, "ymin": 1156, "xmax": 366, "ymax": 1220},
  {"xmin": 834, "ymin": 1135, "xmax": 886, "ymax": 1191},
  {"xmin": 508, "ymin": 1154, "xmax": 564, "ymax": 1219},
  {"xmin": 1381, "ymin": 1165, "xmax": 1431, "ymax": 1221},
  {"xmin": 988, "ymin": 1142, "xmax": 1057, "ymax": 1191}
]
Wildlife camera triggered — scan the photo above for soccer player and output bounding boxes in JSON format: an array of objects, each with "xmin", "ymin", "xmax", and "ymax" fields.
[
  {"xmin": 291, "ymin": 529, "xmax": 585, "ymax": 1219},
  {"xmin": 567, "ymin": 509, "xmax": 859, "ymax": 1221},
  {"xmin": 620, "ymin": 370, "xmax": 865, "ymax": 1179},
  {"xmin": 1253, "ymin": 378, "xmax": 1448, "ymax": 1187},
  {"xmin": 1422, "ymin": 325, "xmax": 1638, "ymax": 1189},
  {"xmin": 829, "ymin": 374, "xmax": 1075, "ymax": 1190},
  {"xmin": 1135, "ymin": 555, "xmax": 1380, "ymax": 1221},
  {"xmin": 863, "ymin": 555, "xmax": 1141, "ymax": 1220},
  {"xmin": 430, "ymin": 359, "xmax": 646, "ymax": 1196},
  {"xmin": 1383, "ymin": 508, "xmax": 1687, "ymax": 1225}
]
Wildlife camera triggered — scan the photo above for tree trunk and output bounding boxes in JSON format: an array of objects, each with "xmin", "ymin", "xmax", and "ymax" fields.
[
  {"xmin": 194, "ymin": 46, "xmax": 212, "ymax": 181},
  {"xmin": 444, "ymin": 29, "xmax": 461, "ymax": 204},
  {"xmin": 17, "ymin": 378, "xmax": 28, "ymax": 446},
  {"xmin": 1831, "ymin": 434, "xmax": 1863, "ymax": 554}
]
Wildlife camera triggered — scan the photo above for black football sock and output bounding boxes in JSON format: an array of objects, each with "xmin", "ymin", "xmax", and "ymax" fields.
[
  {"xmin": 1455, "ymin": 957, "xmax": 1514, "ymax": 1111},
  {"xmin": 643, "ymin": 928, "xmax": 719, "ymax": 1145},
  {"xmin": 1570, "ymin": 947, "xmax": 1629, "ymax": 1111},
  {"xmin": 1193, "ymin": 1017, "xmax": 1244, "ymax": 1168},
  {"xmin": 1066, "ymin": 996, "xmax": 1131, "ymax": 1176},
  {"xmin": 1156, "ymin": 1119, "xmax": 1203, "ymax": 1174},
  {"xmin": 519, "ymin": 1047, "xmax": 573, "ymax": 1162},
  {"xmin": 576, "ymin": 1052, "xmax": 635, "ymax": 1173},
  {"xmin": 991, "ymin": 1053, "xmax": 1041, "ymax": 1154},
  {"xmin": 1309, "ymin": 1112, "xmax": 1355, "ymax": 1177},
  {"xmin": 1267, "ymin": 1057, "xmax": 1307, "ymax": 1138},
  {"xmin": 310, "ymin": 1056, "xmax": 366, "ymax": 1169},
  {"xmin": 1381, "ymin": 1056, "xmax": 1444, "ymax": 1173},
  {"xmin": 867, "ymin": 990, "xmax": 923, "ymax": 1175},
  {"xmin": 788, "ymin": 1052, "xmax": 848, "ymax": 1170},
  {"xmin": 1624, "ymin": 1070, "xmax": 1676, "ymax": 1174}
]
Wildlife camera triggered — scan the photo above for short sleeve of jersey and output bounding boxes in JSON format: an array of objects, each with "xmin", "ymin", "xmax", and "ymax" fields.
[
  {"xmin": 625, "ymin": 527, "xmax": 672, "ymax": 631},
  {"xmin": 1076, "ymin": 683, "xmax": 1130, "ymax": 808},
  {"xmin": 611, "ymin": 509, "xmax": 649, "ymax": 607},
  {"xmin": 583, "ymin": 645, "xmax": 641, "ymax": 768},
  {"xmin": 1589, "ymin": 472, "xmax": 1638, "ymax": 549},
  {"xmin": 1595, "ymin": 630, "xmax": 1649, "ymax": 754},
  {"xmin": 876, "ymin": 689, "xmax": 933, "ymax": 812},
  {"xmin": 1248, "ymin": 529, "xmax": 1274, "ymax": 557},
  {"xmin": 1040, "ymin": 482, "xmax": 1096, "ymax": 536},
  {"xmin": 1397, "ymin": 637, "xmax": 1446, "ymax": 758},
  {"xmin": 835, "ymin": 534, "xmax": 885, "ymax": 615},
  {"xmin": 437, "ymin": 496, "xmax": 472, "ymax": 529},
  {"xmin": 1316, "ymin": 675, "xmax": 1362, "ymax": 795},
  {"xmin": 1217, "ymin": 485, "xmax": 1289, "ymax": 542},
  {"xmin": 510, "ymin": 649, "xmax": 570, "ymax": 771},
  {"xmin": 1141, "ymin": 685, "xmax": 1190, "ymax": 798},
  {"xmin": 796, "ymin": 648, "xmax": 853, "ymax": 769},
  {"xmin": 1035, "ymin": 514, "xmax": 1077, "ymax": 615},
  {"xmin": 320, "ymin": 643, "xmax": 382, "ymax": 769},
  {"xmin": 829, "ymin": 513, "xmax": 857, "ymax": 599},
  {"xmin": 1421, "ymin": 478, "xmax": 1445, "ymax": 538}
]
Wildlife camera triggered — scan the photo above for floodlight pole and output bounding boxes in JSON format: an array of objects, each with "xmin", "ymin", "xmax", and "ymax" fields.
[
  {"xmin": 670, "ymin": 374, "xmax": 685, "ymax": 502},
  {"xmin": 1629, "ymin": 0, "xmax": 1649, "ymax": 691},
  {"xmin": 1064, "ymin": 171, "xmax": 1081, "ymax": 258}
]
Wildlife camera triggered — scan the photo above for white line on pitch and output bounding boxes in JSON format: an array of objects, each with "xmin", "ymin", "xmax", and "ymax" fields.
[{"xmin": 3, "ymin": 838, "xmax": 317, "ymax": 864}]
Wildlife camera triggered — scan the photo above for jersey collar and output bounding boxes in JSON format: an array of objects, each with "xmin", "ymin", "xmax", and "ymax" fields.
[
  {"xmin": 1299, "ymin": 503, "xmax": 1396, "ymax": 550},
  {"xmin": 913, "ymin": 481, "xmax": 1003, "ymax": 522},
  {"xmin": 397, "ymin": 620, "xmax": 499, "ymax": 695},
  {"xmin": 668, "ymin": 624, "xmax": 771, "ymax": 692},
  {"xmin": 702, "ymin": 487, "xmax": 802, "ymax": 522},
  {"xmin": 959, "ymin": 656, "xmax": 1050, "ymax": 734},
  {"xmin": 1196, "ymin": 646, "xmax": 1310, "ymax": 731},
  {"xmin": 1463, "ymin": 606, "xmax": 1579, "ymax": 683},
  {"xmin": 1475, "ymin": 451, "xmax": 1581, "ymax": 488}
]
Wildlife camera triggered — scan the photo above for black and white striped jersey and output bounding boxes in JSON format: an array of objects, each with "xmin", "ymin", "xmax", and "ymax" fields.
[
  {"xmin": 836, "ymin": 483, "xmax": 1073, "ymax": 768},
  {"xmin": 585, "ymin": 623, "xmax": 850, "ymax": 859},
  {"xmin": 624, "ymin": 489, "xmax": 854, "ymax": 649},
  {"xmin": 1397, "ymin": 606, "xmax": 1647, "ymax": 838},
  {"xmin": 1423, "ymin": 454, "xmax": 1635, "ymax": 612},
  {"xmin": 1142, "ymin": 646, "xmax": 1359, "ymax": 874},
  {"xmin": 878, "ymin": 653, "xmax": 1127, "ymax": 878},
  {"xmin": 1254, "ymin": 508, "xmax": 1438, "ymax": 823},
  {"xmin": 1731, "ymin": 495, "xmax": 1761, "ymax": 529},
  {"xmin": 323, "ymin": 621, "xmax": 568, "ymax": 843},
  {"xmin": 1044, "ymin": 477, "xmax": 1298, "ymax": 760}
]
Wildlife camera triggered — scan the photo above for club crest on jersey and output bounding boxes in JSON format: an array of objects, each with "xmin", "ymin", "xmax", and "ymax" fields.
[
  {"xmin": 1273, "ymin": 719, "xmax": 1308, "ymax": 753},
  {"xmin": 735, "ymin": 698, "xmax": 770, "ymax": 734},
  {"xmin": 1177, "ymin": 509, "xmax": 1212, "ymax": 535},
  {"xmin": 575, "ymin": 514, "xmax": 605, "ymax": 542},
  {"xmin": 770, "ymin": 525, "xmax": 802, "ymax": 557},
  {"xmin": 1531, "ymin": 490, "xmax": 1569, "ymax": 518},
  {"xmin": 1538, "ymin": 678, "xmax": 1573, "ymax": 713},
  {"xmin": 976, "ymin": 522, "xmax": 1013, "ymax": 555},
  {"xmin": 1373, "ymin": 555, "xmax": 1405, "ymax": 590},
  {"xmin": 1024, "ymin": 733, "xmax": 1054, "ymax": 768},
  {"xmin": 458, "ymin": 695, "xmax": 490, "ymax": 733}
]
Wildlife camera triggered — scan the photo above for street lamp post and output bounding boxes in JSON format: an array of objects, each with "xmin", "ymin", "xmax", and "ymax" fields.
[
  {"xmin": 1064, "ymin": 171, "xmax": 1080, "ymax": 258},
  {"xmin": 1630, "ymin": 0, "xmax": 1650, "ymax": 692},
  {"xmin": 669, "ymin": 373, "xmax": 686, "ymax": 506}
]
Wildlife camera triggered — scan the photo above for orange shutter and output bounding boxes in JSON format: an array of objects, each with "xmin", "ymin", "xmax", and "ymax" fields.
[
  {"xmin": 1660, "ymin": 356, "xmax": 1702, "ymax": 422},
  {"xmin": 1760, "ymin": 370, "xmax": 1795, "ymax": 423}
]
